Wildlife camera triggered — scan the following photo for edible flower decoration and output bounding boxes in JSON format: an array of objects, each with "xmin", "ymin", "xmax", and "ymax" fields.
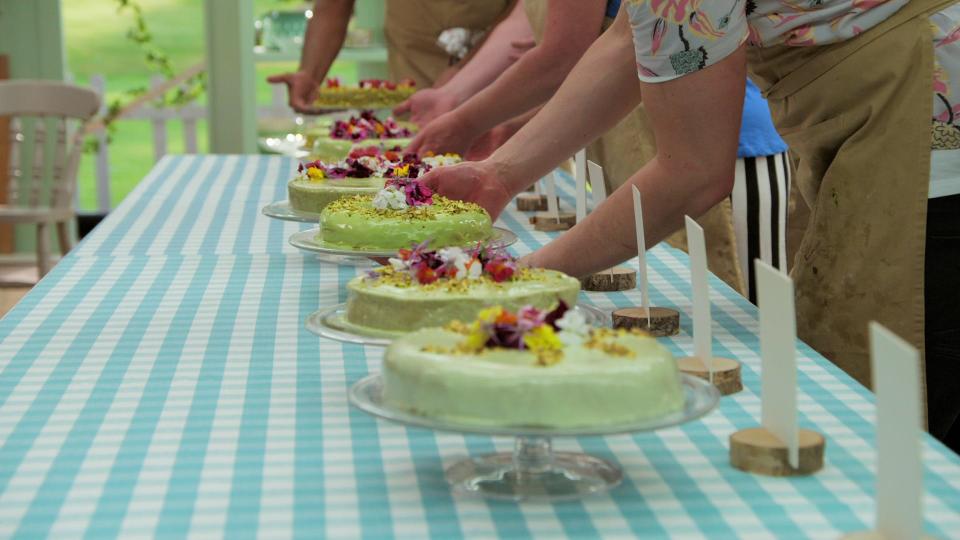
[
  {"xmin": 358, "ymin": 78, "xmax": 415, "ymax": 90},
  {"xmin": 330, "ymin": 110, "xmax": 413, "ymax": 141},
  {"xmin": 459, "ymin": 302, "xmax": 589, "ymax": 366},
  {"xmin": 372, "ymin": 178, "xmax": 433, "ymax": 210},
  {"xmin": 297, "ymin": 158, "xmax": 376, "ymax": 181},
  {"xmin": 377, "ymin": 241, "xmax": 516, "ymax": 284}
]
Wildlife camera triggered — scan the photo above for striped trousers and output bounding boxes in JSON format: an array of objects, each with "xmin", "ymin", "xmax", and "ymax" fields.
[{"xmin": 729, "ymin": 153, "xmax": 791, "ymax": 303}]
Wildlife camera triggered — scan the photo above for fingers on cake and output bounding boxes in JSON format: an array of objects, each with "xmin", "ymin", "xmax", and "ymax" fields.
[{"xmin": 288, "ymin": 148, "xmax": 461, "ymax": 215}]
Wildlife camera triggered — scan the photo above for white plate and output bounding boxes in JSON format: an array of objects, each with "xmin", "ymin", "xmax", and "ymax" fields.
[
  {"xmin": 305, "ymin": 302, "xmax": 611, "ymax": 347},
  {"xmin": 261, "ymin": 200, "xmax": 321, "ymax": 223},
  {"xmin": 258, "ymin": 135, "xmax": 309, "ymax": 158},
  {"xmin": 289, "ymin": 226, "xmax": 519, "ymax": 258}
]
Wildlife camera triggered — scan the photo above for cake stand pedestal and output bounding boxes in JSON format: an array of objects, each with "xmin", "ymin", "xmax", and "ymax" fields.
[
  {"xmin": 445, "ymin": 436, "xmax": 622, "ymax": 500},
  {"xmin": 349, "ymin": 373, "xmax": 720, "ymax": 502}
]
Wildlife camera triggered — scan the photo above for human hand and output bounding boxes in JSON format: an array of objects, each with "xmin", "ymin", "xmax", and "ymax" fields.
[
  {"xmin": 405, "ymin": 111, "xmax": 480, "ymax": 157},
  {"xmin": 267, "ymin": 70, "xmax": 322, "ymax": 114},
  {"xmin": 465, "ymin": 122, "xmax": 519, "ymax": 161},
  {"xmin": 419, "ymin": 160, "xmax": 514, "ymax": 221},
  {"xmin": 393, "ymin": 87, "xmax": 460, "ymax": 127}
]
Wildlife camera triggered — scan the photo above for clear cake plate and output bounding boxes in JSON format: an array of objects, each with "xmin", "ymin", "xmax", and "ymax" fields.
[
  {"xmin": 349, "ymin": 373, "xmax": 720, "ymax": 501},
  {"xmin": 288, "ymin": 226, "xmax": 519, "ymax": 259},
  {"xmin": 262, "ymin": 200, "xmax": 322, "ymax": 223},
  {"xmin": 305, "ymin": 302, "xmax": 611, "ymax": 347}
]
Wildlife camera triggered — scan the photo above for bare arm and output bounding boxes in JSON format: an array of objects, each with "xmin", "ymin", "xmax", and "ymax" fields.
[
  {"xmin": 422, "ymin": 10, "xmax": 746, "ymax": 279},
  {"xmin": 267, "ymin": 0, "xmax": 354, "ymax": 112},
  {"xmin": 525, "ymin": 48, "xmax": 746, "ymax": 276},
  {"xmin": 407, "ymin": 0, "xmax": 606, "ymax": 154}
]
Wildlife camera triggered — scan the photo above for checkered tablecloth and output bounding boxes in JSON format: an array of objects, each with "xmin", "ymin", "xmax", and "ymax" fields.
[{"xmin": 1, "ymin": 155, "xmax": 958, "ymax": 539}]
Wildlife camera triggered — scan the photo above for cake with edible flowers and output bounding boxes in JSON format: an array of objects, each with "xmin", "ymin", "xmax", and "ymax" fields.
[
  {"xmin": 383, "ymin": 302, "xmax": 685, "ymax": 428},
  {"xmin": 314, "ymin": 77, "xmax": 416, "ymax": 109},
  {"xmin": 344, "ymin": 242, "xmax": 580, "ymax": 334},
  {"xmin": 312, "ymin": 110, "xmax": 416, "ymax": 162},
  {"xmin": 287, "ymin": 150, "xmax": 461, "ymax": 214},
  {"xmin": 316, "ymin": 177, "xmax": 491, "ymax": 251}
]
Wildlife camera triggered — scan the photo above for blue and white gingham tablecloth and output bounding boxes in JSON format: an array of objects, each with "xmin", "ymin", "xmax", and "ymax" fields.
[{"xmin": 1, "ymin": 155, "xmax": 957, "ymax": 538}]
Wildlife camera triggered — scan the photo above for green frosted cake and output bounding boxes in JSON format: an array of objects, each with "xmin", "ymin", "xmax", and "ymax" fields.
[
  {"xmin": 383, "ymin": 303, "xmax": 685, "ymax": 428},
  {"xmin": 312, "ymin": 137, "xmax": 413, "ymax": 163},
  {"xmin": 288, "ymin": 150, "xmax": 460, "ymax": 215},
  {"xmin": 345, "ymin": 244, "xmax": 580, "ymax": 334},
  {"xmin": 314, "ymin": 78, "xmax": 416, "ymax": 109},
  {"xmin": 316, "ymin": 177, "xmax": 491, "ymax": 251},
  {"xmin": 310, "ymin": 110, "xmax": 415, "ymax": 162}
]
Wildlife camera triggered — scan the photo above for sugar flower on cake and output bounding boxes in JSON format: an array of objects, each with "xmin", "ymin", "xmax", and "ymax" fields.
[
  {"xmin": 376, "ymin": 241, "xmax": 517, "ymax": 285},
  {"xmin": 372, "ymin": 178, "xmax": 433, "ymax": 210},
  {"xmin": 330, "ymin": 110, "xmax": 413, "ymax": 141},
  {"xmin": 458, "ymin": 302, "xmax": 588, "ymax": 366},
  {"xmin": 372, "ymin": 185, "xmax": 408, "ymax": 210}
]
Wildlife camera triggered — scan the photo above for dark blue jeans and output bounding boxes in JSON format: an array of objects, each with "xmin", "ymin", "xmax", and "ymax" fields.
[{"xmin": 926, "ymin": 193, "xmax": 960, "ymax": 454}]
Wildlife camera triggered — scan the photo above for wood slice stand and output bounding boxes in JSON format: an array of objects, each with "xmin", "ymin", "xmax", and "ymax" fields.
[
  {"xmin": 580, "ymin": 266, "xmax": 636, "ymax": 292},
  {"xmin": 677, "ymin": 357, "xmax": 742, "ymax": 395},
  {"xmin": 530, "ymin": 212, "xmax": 575, "ymax": 232},
  {"xmin": 729, "ymin": 427, "xmax": 825, "ymax": 477},
  {"xmin": 515, "ymin": 193, "xmax": 550, "ymax": 212},
  {"xmin": 611, "ymin": 307, "xmax": 680, "ymax": 336}
]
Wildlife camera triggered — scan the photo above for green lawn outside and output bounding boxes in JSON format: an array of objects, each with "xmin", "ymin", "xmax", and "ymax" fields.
[{"xmin": 64, "ymin": 0, "xmax": 358, "ymax": 211}]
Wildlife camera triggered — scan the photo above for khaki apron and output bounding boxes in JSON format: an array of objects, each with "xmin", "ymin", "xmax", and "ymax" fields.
[
  {"xmin": 747, "ymin": 0, "xmax": 955, "ymax": 397},
  {"xmin": 385, "ymin": 0, "xmax": 511, "ymax": 88},
  {"xmin": 523, "ymin": 0, "xmax": 746, "ymax": 293}
]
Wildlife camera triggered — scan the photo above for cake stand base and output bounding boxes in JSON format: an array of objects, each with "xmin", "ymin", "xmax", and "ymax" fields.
[{"xmin": 445, "ymin": 436, "xmax": 622, "ymax": 501}]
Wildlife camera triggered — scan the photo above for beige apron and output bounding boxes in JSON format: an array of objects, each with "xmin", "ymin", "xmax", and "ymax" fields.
[
  {"xmin": 523, "ymin": 0, "xmax": 746, "ymax": 293},
  {"xmin": 384, "ymin": 0, "xmax": 511, "ymax": 88},
  {"xmin": 747, "ymin": 0, "xmax": 955, "ymax": 396}
]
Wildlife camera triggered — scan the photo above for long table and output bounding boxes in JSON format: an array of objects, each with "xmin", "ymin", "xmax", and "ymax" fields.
[{"xmin": 1, "ymin": 155, "xmax": 957, "ymax": 539}]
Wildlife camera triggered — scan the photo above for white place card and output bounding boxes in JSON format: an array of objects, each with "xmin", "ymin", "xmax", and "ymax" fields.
[
  {"xmin": 545, "ymin": 172, "xmax": 560, "ymax": 219},
  {"xmin": 575, "ymin": 149, "xmax": 587, "ymax": 223},
  {"xmin": 871, "ymin": 322, "xmax": 923, "ymax": 540},
  {"xmin": 631, "ymin": 186, "xmax": 650, "ymax": 317},
  {"xmin": 587, "ymin": 159, "xmax": 607, "ymax": 209},
  {"xmin": 685, "ymin": 216, "xmax": 712, "ymax": 381},
  {"xmin": 756, "ymin": 259, "xmax": 799, "ymax": 468}
]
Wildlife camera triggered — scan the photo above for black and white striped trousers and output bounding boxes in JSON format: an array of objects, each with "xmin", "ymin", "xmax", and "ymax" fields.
[{"xmin": 729, "ymin": 153, "xmax": 791, "ymax": 303}]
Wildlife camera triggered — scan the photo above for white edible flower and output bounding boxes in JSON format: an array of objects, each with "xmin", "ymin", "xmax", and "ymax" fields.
[
  {"xmin": 438, "ymin": 247, "xmax": 481, "ymax": 280},
  {"xmin": 372, "ymin": 187, "xmax": 408, "ymax": 210},
  {"xmin": 556, "ymin": 309, "xmax": 590, "ymax": 346},
  {"xmin": 358, "ymin": 155, "xmax": 380, "ymax": 171},
  {"xmin": 388, "ymin": 257, "xmax": 408, "ymax": 272}
]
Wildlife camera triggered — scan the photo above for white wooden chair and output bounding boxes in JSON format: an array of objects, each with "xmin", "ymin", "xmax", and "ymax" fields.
[{"xmin": 0, "ymin": 80, "xmax": 99, "ymax": 278}]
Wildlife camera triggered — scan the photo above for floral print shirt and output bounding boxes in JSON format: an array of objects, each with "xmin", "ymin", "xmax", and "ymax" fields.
[{"xmin": 625, "ymin": 1, "xmax": 960, "ymax": 151}]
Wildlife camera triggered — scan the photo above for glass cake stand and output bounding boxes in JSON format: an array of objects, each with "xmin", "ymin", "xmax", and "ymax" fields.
[
  {"xmin": 288, "ymin": 226, "xmax": 519, "ymax": 259},
  {"xmin": 305, "ymin": 302, "xmax": 611, "ymax": 347},
  {"xmin": 349, "ymin": 373, "xmax": 720, "ymax": 501},
  {"xmin": 257, "ymin": 135, "xmax": 310, "ymax": 158},
  {"xmin": 262, "ymin": 200, "xmax": 321, "ymax": 223}
]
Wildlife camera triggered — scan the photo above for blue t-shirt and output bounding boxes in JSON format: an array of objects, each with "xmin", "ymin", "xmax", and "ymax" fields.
[
  {"xmin": 739, "ymin": 79, "xmax": 788, "ymax": 158},
  {"xmin": 606, "ymin": 0, "xmax": 621, "ymax": 18}
]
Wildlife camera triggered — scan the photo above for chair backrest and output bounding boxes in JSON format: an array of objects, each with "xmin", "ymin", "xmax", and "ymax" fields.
[{"xmin": 0, "ymin": 80, "xmax": 100, "ymax": 211}]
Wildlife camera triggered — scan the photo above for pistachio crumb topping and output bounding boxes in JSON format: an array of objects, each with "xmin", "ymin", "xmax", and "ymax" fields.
[{"xmin": 325, "ymin": 194, "xmax": 485, "ymax": 221}]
